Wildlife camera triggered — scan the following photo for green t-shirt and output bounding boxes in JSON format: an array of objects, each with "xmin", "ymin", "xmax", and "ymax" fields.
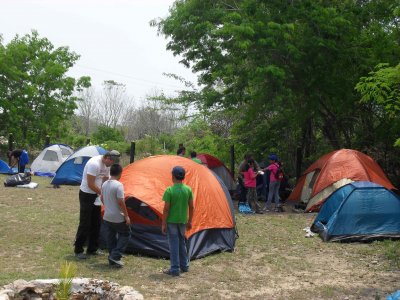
[
  {"xmin": 162, "ymin": 183, "xmax": 193, "ymax": 223},
  {"xmin": 192, "ymin": 157, "xmax": 202, "ymax": 164}
]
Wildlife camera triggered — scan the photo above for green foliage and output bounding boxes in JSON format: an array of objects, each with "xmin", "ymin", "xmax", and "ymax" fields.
[
  {"xmin": 0, "ymin": 30, "xmax": 90, "ymax": 147},
  {"xmin": 91, "ymin": 125, "xmax": 124, "ymax": 144},
  {"xmin": 356, "ymin": 63, "xmax": 400, "ymax": 119},
  {"xmin": 135, "ymin": 135, "xmax": 165, "ymax": 157},
  {"xmin": 156, "ymin": 0, "xmax": 400, "ymax": 175},
  {"xmin": 174, "ymin": 118, "xmax": 232, "ymax": 164},
  {"xmin": 381, "ymin": 240, "xmax": 400, "ymax": 268},
  {"xmin": 55, "ymin": 261, "xmax": 77, "ymax": 300},
  {"xmin": 100, "ymin": 140, "xmax": 130, "ymax": 155}
]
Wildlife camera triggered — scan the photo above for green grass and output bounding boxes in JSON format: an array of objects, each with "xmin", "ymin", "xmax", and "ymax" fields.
[{"xmin": 0, "ymin": 174, "xmax": 399, "ymax": 299}]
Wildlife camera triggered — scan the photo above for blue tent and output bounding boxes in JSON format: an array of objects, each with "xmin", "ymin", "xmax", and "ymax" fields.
[
  {"xmin": 0, "ymin": 160, "xmax": 14, "ymax": 174},
  {"xmin": 51, "ymin": 145, "xmax": 107, "ymax": 185},
  {"xmin": 311, "ymin": 181, "xmax": 400, "ymax": 242}
]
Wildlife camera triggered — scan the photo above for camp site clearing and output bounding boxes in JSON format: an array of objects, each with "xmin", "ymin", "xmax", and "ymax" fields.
[{"xmin": 0, "ymin": 175, "xmax": 399, "ymax": 299}]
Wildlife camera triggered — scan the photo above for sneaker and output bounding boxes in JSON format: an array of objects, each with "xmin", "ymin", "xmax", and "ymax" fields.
[
  {"xmin": 180, "ymin": 268, "xmax": 189, "ymax": 273},
  {"xmin": 75, "ymin": 252, "xmax": 87, "ymax": 260},
  {"xmin": 163, "ymin": 268, "xmax": 180, "ymax": 276},
  {"xmin": 87, "ymin": 250, "xmax": 104, "ymax": 256},
  {"xmin": 108, "ymin": 257, "xmax": 124, "ymax": 267}
]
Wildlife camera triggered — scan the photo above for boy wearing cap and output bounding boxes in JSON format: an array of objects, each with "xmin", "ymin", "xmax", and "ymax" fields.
[
  {"xmin": 74, "ymin": 150, "xmax": 121, "ymax": 259},
  {"xmin": 162, "ymin": 166, "xmax": 194, "ymax": 276}
]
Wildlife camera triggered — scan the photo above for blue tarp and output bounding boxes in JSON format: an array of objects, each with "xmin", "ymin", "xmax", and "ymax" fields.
[{"xmin": 311, "ymin": 181, "xmax": 400, "ymax": 242}]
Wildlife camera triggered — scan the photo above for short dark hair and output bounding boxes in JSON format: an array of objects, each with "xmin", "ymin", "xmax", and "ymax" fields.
[
  {"xmin": 110, "ymin": 164, "xmax": 123, "ymax": 177},
  {"xmin": 190, "ymin": 151, "xmax": 197, "ymax": 158},
  {"xmin": 172, "ymin": 166, "xmax": 185, "ymax": 180}
]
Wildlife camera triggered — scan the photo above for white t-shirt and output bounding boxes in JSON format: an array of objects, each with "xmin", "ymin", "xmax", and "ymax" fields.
[
  {"xmin": 80, "ymin": 155, "xmax": 110, "ymax": 194},
  {"xmin": 102, "ymin": 179, "xmax": 125, "ymax": 223}
]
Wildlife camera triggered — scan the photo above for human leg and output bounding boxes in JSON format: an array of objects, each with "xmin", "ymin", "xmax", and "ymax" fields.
[
  {"xmin": 177, "ymin": 224, "xmax": 189, "ymax": 272},
  {"xmin": 87, "ymin": 204, "xmax": 101, "ymax": 254},
  {"xmin": 104, "ymin": 220, "xmax": 117, "ymax": 257},
  {"xmin": 247, "ymin": 188, "xmax": 261, "ymax": 213},
  {"xmin": 109, "ymin": 222, "xmax": 130, "ymax": 261},
  {"xmin": 74, "ymin": 191, "xmax": 97, "ymax": 254},
  {"xmin": 166, "ymin": 223, "xmax": 181, "ymax": 276},
  {"xmin": 269, "ymin": 181, "xmax": 281, "ymax": 209}
]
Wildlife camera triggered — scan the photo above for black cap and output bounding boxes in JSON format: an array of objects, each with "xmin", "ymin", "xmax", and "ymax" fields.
[{"xmin": 172, "ymin": 166, "xmax": 185, "ymax": 180}]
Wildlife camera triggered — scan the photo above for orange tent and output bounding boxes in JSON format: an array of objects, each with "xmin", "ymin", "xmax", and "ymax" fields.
[
  {"xmin": 120, "ymin": 155, "xmax": 236, "ymax": 259},
  {"xmin": 288, "ymin": 149, "xmax": 396, "ymax": 212}
]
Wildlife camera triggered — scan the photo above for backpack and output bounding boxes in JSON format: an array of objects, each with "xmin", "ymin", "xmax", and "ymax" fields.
[
  {"xmin": 274, "ymin": 163, "xmax": 284, "ymax": 181},
  {"xmin": 4, "ymin": 173, "xmax": 32, "ymax": 187}
]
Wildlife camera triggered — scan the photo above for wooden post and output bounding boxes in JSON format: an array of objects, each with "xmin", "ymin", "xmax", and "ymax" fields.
[
  {"xmin": 130, "ymin": 141, "xmax": 135, "ymax": 163},
  {"xmin": 8, "ymin": 133, "xmax": 13, "ymax": 165},
  {"xmin": 45, "ymin": 135, "xmax": 50, "ymax": 147},
  {"xmin": 230, "ymin": 144, "xmax": 235, "ymax": 179},
  {"xmin": 296, "ymin": 146, "xmax": 302, "ymax": 180},
  {"xmin": 8, "ymin": 133, "xmax": 13, "ymax": 152}
]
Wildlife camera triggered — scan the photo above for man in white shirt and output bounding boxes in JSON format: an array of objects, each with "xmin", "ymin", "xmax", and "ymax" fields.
[{"xmin": 74, "ymin": 150, "xmax": 121, "ymax": 259}]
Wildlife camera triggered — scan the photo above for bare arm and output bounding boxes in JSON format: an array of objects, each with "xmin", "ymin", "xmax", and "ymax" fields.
[
  {"xmin": 87, "ymin": 174, "xmax": 101, "ymax": 195},
  {"xmin": 162, "ymin": 202, "xmax": 170, "ymax": 234},
  {"xmin": 186, "ymin": 199, "xmax": 194, "ymax": 230},
  {"xmin": 117, "ymin": 198, "xmax": 131, "ymax": 225}
]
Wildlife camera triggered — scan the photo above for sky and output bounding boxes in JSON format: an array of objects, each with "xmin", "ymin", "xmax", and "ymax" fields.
[{"xmin": 0, "ymin": 0, "xmax": 197, "ymax": 104}]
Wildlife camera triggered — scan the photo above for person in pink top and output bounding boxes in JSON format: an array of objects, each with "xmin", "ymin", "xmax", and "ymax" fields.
[
  {"xmin": 242, "ymin": 158, "xmax": 263, "ymax": 214},
  {"xmin": 262, "ymin": 154, "xmax": 281, "ymax": 212}
]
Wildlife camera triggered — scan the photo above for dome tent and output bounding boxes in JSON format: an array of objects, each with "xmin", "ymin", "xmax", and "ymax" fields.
[
  {"xmin": 197, "ymin": 153, "xmax": 236, "ymax": 191},
  {"xmin": 288, "ymin": 149, "xmax": 395, "ymax": 212},
  {"xmin": 311, "ymin": 181, "xmax": 400, "ymax": 242},
  {"xmin": 31, "ymin": 144, "xmax": 73, "ymax": 176},
  {"xmin": 0, "ymin": 160, "xmax": 14, "ymax": 174},
  {"xmin": 51, "ymin": 145, "xmax": 107, "ymax": 185},
  {"xmin": 120, "ymin": 155, "xmax": 237, "ymax": 259}
]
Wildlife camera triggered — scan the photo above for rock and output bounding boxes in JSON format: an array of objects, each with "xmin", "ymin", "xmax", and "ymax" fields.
[{"xmin": 70, "ymin": 293, "xmax": 85, "ymax": 300}]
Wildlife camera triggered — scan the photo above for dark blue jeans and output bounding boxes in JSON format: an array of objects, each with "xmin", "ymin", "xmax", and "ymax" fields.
[
  {"xmin": 167, "ymin": 223, "xmax": 189, "ymax": 274},
  {"xmin": 104, "ymin": 220, "xmax": 130, "ymax": 261}
]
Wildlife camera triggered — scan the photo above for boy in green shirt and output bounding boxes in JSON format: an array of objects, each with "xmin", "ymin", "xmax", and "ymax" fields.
[{"xmin": 162, "ymin": 166, "xmax": 194, "ymax": 276}]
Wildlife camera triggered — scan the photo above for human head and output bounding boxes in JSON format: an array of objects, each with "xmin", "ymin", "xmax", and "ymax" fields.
[
  {"xmin": 177, "ymin": 146, "xmax": 186, "ymax": 156},
  {"xmin": 103, "ymin": 150, "xmax": 121, "ymax": 166},
  {"xmin": 190, "ymin": 151, "xmax": 197, "ymax": 158},
  {"xmin": 172, "ymin": 166, "xmax": 185, "ymax": 181},
  {"xmin": 268, "ymin": 154, "xmax": 278, "ymax": 162},
  {"xmin": 110, "ymin": 163, "xmax": 123, "ymax": 179}
]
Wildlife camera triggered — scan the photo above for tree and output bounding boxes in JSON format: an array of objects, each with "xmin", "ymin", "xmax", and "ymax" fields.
[
  {"xmin": 356, "ymin": 63, "xmax": 400, "ymax": 146},
  {"xmin": 0, "ymin": 30, "xmax": 90, "ymax": 146},
  {"xmin": 97, "ymin": 80, "xmax": 133, "ymax": 128},
  {"xmin": 76, "ymin": 87, "xmax": 98, "ymax": 137},
  {"xmin": 155, "ymin": 0, "xmax": 400, "ymax": 169}
]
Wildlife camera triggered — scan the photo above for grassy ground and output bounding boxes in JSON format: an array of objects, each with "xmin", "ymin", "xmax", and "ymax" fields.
[{"xmin": 0, "ymin": 174, "xmax": 399, "ymax": 299}]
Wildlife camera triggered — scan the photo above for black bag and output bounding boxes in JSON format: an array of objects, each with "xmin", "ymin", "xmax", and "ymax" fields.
[{"xmin": 4, "ymin": 173, "xmax": 32, "ymax": 187}]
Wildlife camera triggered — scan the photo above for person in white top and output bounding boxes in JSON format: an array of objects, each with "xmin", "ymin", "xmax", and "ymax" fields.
[{"xmin": 74, "ymin": 150, "xmax": 121, "ymax": 259}]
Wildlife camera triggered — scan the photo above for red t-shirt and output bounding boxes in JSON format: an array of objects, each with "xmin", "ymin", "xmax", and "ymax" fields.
[
  {"xmin": 267, "ymin": 163, "xmax": 279, "ymax": 182},
  {"xmin": 243, "ymin": 168, "xmax": 256, "ymax": 188}
]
